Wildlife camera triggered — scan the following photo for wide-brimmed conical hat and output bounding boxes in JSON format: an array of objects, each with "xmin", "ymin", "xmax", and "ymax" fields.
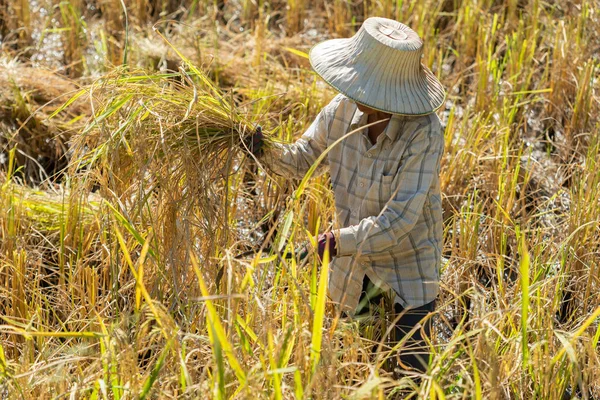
[{"xmin": 309, "ymin": 17, "xmax": 446, "ymax": 115}]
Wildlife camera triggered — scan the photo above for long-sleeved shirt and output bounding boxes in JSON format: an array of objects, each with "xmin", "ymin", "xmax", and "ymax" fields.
[{"xmin": 264, "ymin": 94, "xmax": 444, "ymax": 313}]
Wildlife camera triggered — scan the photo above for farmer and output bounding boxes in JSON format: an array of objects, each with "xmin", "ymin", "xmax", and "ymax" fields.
[{"xmin": 249, "ymin": 17, "xmax": 445, "ymax": 377}]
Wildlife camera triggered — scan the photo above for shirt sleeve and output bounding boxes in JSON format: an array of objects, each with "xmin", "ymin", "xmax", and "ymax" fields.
[
  {"xmin": 334, "ymin": 124, "xmax": 443, "ymax": 257},
  {"xmin": 261, "ymin": 95, "xmax": 343, "ymax": 179}
]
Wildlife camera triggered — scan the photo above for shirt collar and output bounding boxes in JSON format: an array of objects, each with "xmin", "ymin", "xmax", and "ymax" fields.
[
  {"xmin": 385, "ymin": 114, "xmax": 402, "ymax": 142},
  {"xmin": 350, "ymin": 106, "xmax": 402, "ymax": 143},
  {"xmin": 350, "ymin": 108, "xmax": 367, "ymax": 130}
]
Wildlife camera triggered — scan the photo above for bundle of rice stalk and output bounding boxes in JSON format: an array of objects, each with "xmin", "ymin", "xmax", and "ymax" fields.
[
  {"xmin": 67, "ymin": 67, "xmax": 266, "ymax": 175},
  {"xmin": 60, "ymin": 65, "xmax": 271, "ymax": 265}
]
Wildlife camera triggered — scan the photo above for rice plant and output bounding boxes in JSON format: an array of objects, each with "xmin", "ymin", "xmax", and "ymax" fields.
[{"xmin": 0, "ymin": 0, "xmax": 598, "ymax": 399}]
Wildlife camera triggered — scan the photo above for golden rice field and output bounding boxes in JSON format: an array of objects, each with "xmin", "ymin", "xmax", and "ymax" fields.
[{"xmin": 0, "ymin": 0, "xmax": 599, "ymax": 398}]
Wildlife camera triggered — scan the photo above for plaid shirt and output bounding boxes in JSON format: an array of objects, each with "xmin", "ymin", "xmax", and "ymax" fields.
[{"xmin": 265, "ymin": 94, "xmax": 443, "ymax": 313}]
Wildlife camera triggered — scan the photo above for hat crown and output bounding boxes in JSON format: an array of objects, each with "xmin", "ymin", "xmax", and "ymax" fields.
[
  {"xmin": 352, "ymin": 18, "xmax": 423, "ymax": 79},
  {"xmin": 309, "ymin": 17, "xmax": 446, "ymax": 115},
  {"xmin": 362, "ymin": 17, "xmax": 423, "ymax": 52}
]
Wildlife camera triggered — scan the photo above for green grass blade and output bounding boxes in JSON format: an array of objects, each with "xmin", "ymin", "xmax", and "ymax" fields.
[
  {"xmin": 139, "ymin": 337, "xmax": 175, "ymax": 400},
  {"xmin": 519, "ymin": 234, "xmax": 530, "ymax": 368},
  {"xmin": 47, "ymin": 88, "xmax": 87, "ymax": 119},
  {"xmin": 105, "ymin": 200, "xmax": 156, "ymax": 259}
]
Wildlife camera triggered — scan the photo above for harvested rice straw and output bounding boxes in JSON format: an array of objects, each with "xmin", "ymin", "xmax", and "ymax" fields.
[
  {"xmin": 68, "ymin": 68, "xmax": 269, "ymax": 172},
  {"xmin": 60, "ymin": 66, "xmax": 273, "ymax": 265}
]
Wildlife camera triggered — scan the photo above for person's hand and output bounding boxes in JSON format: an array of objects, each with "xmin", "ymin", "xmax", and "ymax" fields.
[
  {"xmin": 245, "ymin": 125, "xmax": 264, "ymax": 156},
  {"xmin": 317, "ymin": 232, "xmax": 337, "ymax": 260},
  {"xmin": 297, "ymin": 232, "xmax": 337, "ymax": 261}
]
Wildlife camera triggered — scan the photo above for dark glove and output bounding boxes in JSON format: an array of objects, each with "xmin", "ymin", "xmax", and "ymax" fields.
[
  {"xmin": 316, "ymin": 232, "xmax": 337, "ymax": 260},
  {"xmin": 245, "ymin": 125, "xmax": 264, "ymax": 156},
  {"xmin": 296, "ymin": 232, "xmax": 337, "ymax": 261}
]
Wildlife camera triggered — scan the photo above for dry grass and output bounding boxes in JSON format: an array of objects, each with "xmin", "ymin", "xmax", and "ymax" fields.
[
  {"xmin": 0, "ymin": 0, "xmax": 599, "ymax": 399},
  {"xmin": 0, "ymin": 59, "xmax": 89, "ymax": 184}
]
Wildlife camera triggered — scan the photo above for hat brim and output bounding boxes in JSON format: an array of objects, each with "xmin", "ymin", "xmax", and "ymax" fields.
[{"xmin": 308, "ymin": 38, "xmax": 446, "ymax": 116}]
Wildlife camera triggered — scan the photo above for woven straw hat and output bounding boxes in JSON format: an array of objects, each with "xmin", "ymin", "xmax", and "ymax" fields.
[{"xmin": 309, "ymin": 17, "xmax": 445, "ymax": 115}]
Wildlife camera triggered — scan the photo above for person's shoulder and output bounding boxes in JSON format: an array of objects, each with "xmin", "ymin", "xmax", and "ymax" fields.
[
  {"xmin": 332, "ymin": 93, "xmax": 351, "ymax": 105},
  {"xmin": 400, "ymin": 112, "xmax": 443, "ymax": 150},
  {"xmin": 324, "ymin": 93, "xmax": 352, "ymax": 111},
  {"xmin": 403, "ymin": 112, "xmax": 442, "ymax": 139},
  {"xmin": 411, "ymin": 112, "xmax": 441, "ymax": 131},
  {"xmin": 321, "ymin": 94, "xmax": 356, "ymax": 123}
]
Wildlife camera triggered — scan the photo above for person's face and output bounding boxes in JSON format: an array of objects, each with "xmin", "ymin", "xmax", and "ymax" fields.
[{"xmin": 356, "ymin": 103, "xmax": 378, "ymax": 115}]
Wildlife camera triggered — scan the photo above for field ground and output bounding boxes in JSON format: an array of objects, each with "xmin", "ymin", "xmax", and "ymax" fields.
[{"xmin": 0, "ymin": 0, "xmax": 599, "ymax": 399}]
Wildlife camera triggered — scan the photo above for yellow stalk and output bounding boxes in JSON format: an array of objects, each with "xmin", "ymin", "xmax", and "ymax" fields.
[
  {"xmin": 136, "ymin": 230, "xmax": 153, "ymax": 312},
  {"xmin": 310, "ymin": 242, "xmax": 330, "ymax": 375},
  {"xmin": 190, "ymin": 251, "xmax": 247, "ymax": 388},
  {"xmin": 113, "ymin": 224, "xmax": 167, "ymax": 338},
  {"xmin": 552, "ymin": 305, "xmax": 600, "ymax": 365}
]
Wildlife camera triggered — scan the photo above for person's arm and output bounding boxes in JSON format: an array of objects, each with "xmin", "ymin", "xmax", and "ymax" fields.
[
  {"xmin": 334, "ymin": 124, "xmax": 443, "ymax": 257},
  {"xmin": 261, "ymin": 95, "xmax": 343, "ymax": 179}
]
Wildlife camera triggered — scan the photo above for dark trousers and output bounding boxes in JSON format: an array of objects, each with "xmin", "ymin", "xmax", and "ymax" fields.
[{"xmin": 354, "ymin": 275, "xmax": 435, "ymax": 374}]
